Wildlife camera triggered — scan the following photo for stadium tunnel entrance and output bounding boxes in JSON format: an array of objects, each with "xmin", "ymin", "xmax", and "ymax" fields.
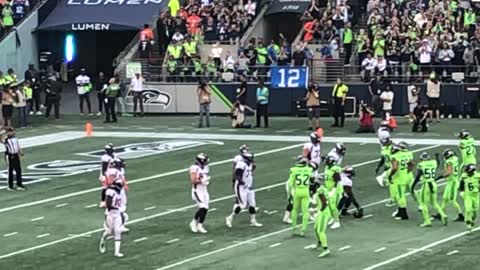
[{"xmin": 34, "ymin": 0, "xmax": 167, "ymax": 78}]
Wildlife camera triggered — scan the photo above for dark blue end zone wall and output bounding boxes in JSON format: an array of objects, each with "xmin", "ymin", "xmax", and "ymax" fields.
[{"xmin": 215, "ymin": 83, "xmax": 480, "ymax": 116}]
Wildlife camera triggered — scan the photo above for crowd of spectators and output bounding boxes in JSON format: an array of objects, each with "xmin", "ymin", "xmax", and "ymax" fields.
[
  {"xmin": 301, "ymin": 0, "xmax": 355, "ymax": 64},
  {"xmin": 0, "ymin": 0, "xmax": 34, "ymax": 38},
  {"xmin": 359, "ymin": 0, "xmax": 479, "ymax": 82}
]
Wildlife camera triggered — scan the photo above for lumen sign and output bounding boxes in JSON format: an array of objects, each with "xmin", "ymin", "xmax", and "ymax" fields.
[
  {"xmin": 71, "ymin": 23, "xmax": 110, "ymax": 30},
  {"xmin": 67, "ymin": 0, "xmax": 162, "ymax": 4}
]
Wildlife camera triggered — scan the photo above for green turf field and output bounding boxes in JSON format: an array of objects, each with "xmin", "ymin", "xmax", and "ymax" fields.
[{"xmin": 0, "ymin": 116, "xmax": 479, "ymax": 270}]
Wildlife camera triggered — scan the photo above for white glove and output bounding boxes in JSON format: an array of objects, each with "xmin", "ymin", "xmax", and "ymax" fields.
[
  {"xmin": 201, "ymin": 176, "xmax": 211, "ymax": 185},
  {"xmin": 459, "ymin": 192, "xmax": 464, "ymax": 198}
]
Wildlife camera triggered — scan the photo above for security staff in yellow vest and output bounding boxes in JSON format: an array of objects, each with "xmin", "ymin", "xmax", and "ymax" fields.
[
  {"xmin": 183, "ymin": 35, "xmax": 197, "ymax": 60},
  {"xmin": 331, "ymin": 77, "xmax": 349, "ymax": 128},
  {"xmin": 167, "ymin": 40, "xmax": 183, "ymax": 63},
  {"xmin": 4, "ymin": 68, "xmax": 18, "ymax": 87},
  {"xmin": 166, "ymin": 55, "xmax": 178, "ymax": 82},
  {"xmin": 23, "ymin": 81, "xmax": 33, "ymax": 114}
]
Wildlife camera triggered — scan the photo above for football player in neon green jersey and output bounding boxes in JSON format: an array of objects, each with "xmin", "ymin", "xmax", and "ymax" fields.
[
  {"xmin": 432, "ymin": 149, "xmax": 464, "ymax": 222},
  {"xmin": 287, "ymin": 157, "xmax": 314, "ymax": 236},
  {"xmin": 314, "ymin": 184, "xmax": 331, "ymax": 258},
  {"xmin": 375, "ymin": 138, "xmax": 395, "ymax": 207},
  {"xmin": 411, "ymin": 152, "xmax": 447, "ymax": 227},
  {"xmin": 458, "ymin": 129, "xmax": 477, "ymax": 169},
  {"xmin": 389, "ymin": 142, "xmax": 414, "ymax": 220},
  {"xmin": 459, "ymin": 164, "xmax": 480, "ymax": 231},
  {"xmin": 323, "ymin": 156, "xmax": 342, "ymax": 229}
]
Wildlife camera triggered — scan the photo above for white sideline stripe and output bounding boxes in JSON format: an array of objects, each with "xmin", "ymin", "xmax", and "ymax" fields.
[
  {"xmin": 3, "ymin": 232, "xmax": 18, "ymax": 237},
  {"xmin": 0, "ymin": 143, "xmax": 303, "ymax": 214},
  {"xmin": 85, "ymin": 204, "xmax": 97, "ymax": 209},
  {"xmin": 55, "ymin": 203, "xmax": 68, "ymax": 208},
  {"xmin": 0, "ymin": 145, "xmax": 440, "ymax": 260},
  {"xmin": 200, "ymin": 240, "xmax": 214, "ymax": 246},
  {"xmin": 144, "ymin": 206, "xmax": 156, "ymax": 211},
  {"xmin": 67, "ymin": 234, "xmax": 91, "ymax": 238},
  {"xmin": 447, "ymin": 250, "xmax": 459, "ymax": 256},
  {"xmin": 269, "ymin": 243, "xmax": 281, "ymax": 248},
  {"xmin": 89, "ymin": 131, "xmax": 480, "ymax": 146},
  {"xmin": 30, "ymin": 216, "xmax": 44, "ymax": 222},
  {"xmin": 362, "ymin": 228, "xmax": 480, "ymax": 270},
  {"xmin": 36, "ymin": 233, "xmax": 50, "ymax": 239},
  {"xmin": 166, "ymin": 238, "xmax": 179, "ymax": 244},
  {"xmin": 134, "ymin": 237, "xmax": 148, "ymax": 243},
  {"xmin": 338, "ymin": 246, "xmax": 351, "ymax": 251},
  {"xmin": 0, "ymin": 132, "xmax": 85, "ymax": 152},
  {"xmin": 374, "ymin": 247, "xmax": 386, "ymax": 253}
]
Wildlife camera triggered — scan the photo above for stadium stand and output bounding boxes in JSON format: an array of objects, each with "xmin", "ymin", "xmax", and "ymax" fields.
[{"xmin": 0, "ymin": 0, "xmax": 34, "ymax": 38}]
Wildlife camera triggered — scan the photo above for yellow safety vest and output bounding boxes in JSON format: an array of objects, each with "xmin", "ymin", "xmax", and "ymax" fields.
[
  {"xmin": 332, "ymin": 84, "xmax": 348, "ymax": 98},
  {"xmin": 183, "ymin": 41, "xmax": 197, "ymax": 55},
  {"xmin": 23, "ymin": 86, "xmax": 32, "ymax": 99}
]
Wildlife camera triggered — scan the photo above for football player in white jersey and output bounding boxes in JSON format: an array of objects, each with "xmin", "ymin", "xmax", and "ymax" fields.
[
  {"xmin": 327, "ymin": 143, "xmax": 346, "ymax": 166},
  {"xmin": 303, "ymin": 132, "xmax": 322, "ymax": 168},
  {"xmin": 226, "ymin": 152, "xmax": 262, "ymax": 228},
  {"xmin": 99, "ymin": 178, "xmax": 126, "ymax": 258},
  {"xmin": 377, "ymin": 120, "xmax": 391, "ymax": 146},
  {"xmin": 189, "ymin": 153, "xmax": 210, "ymax": 234},
  {"xmin": 99, "ymin": 144, "xmax": 118, "ymax": 208},
  {"xmin": 337, "ymin": 166, "xmax": 363, "ymax": 218},
  {"xmin": 116, "ymin": 159, "xmax": 129, "ymax": 232},
  {"xmin": 232, "ymin": 145, "xmax": 249, "ymax": 185}
]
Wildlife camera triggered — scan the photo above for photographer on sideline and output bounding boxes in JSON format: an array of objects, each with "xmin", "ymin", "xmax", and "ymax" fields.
[
  {"xmin": 305, "ymin": 83, "xmax": 320, "ymax": 131},
  {"xmin": 356, "ymin": 102, "xmax": 375, "ymax": 133},
  {"xmin": 412, "ymin": 101, "xmax": 428, "ymax": 132}
]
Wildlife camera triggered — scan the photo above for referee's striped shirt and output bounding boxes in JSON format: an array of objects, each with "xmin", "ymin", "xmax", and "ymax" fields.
[{"xmin": 4, "ymin": 137, "xmax": 20, "ymax": 155}]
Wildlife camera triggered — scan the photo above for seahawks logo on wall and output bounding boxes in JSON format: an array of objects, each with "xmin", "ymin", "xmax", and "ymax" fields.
[
  {"xmin": 125, "ymin": 89, "xmax": 172, "ymax": 109},
  {"xmin": 0, "ymin": 140, "xmax": 223, "ymax": 184}
]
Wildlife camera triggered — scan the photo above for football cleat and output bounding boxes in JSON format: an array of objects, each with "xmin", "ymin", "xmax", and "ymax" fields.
[
  {"xmin": 250, "ymin": 220, "xmax": 263, "ymax": 227},
  {"xmin": 318, "ymin": 249, "xmax": 331, "ymax": 258},
  {"xmin": 454, "ymin": 214, "xmax": 465, "ymax": 222},
  {"xmin": 385, "ymin": 201, "xmax": 395, "ymax": 207},
  {"xmin": 189, "ymin": 220, "xmax": 198, "ymax": 233},
  {"xmin": 225, "ymin": 216, "xmax": 233, "ymax": 228},
  {"xmin": 283, "ymin": 218, "xmax": 292, "ymax": 224},
  {"xmin": 99, "ymin": 238, "xmax": 106, "ymax": 254},
  {"xmin": 197, "ymin": 224, "xmax": 208, "ymax": 234},
  {"xmin": 114, "ymin": 252, "xmax": 124, "ymax": 258},
  {"xmin": 121, "ymin": 226, "xmax": 130, "ymax": 233},
  {"xmin": 327, "ymin": 218, "xmax": 334, "ymax": 226},
  {"xmin": 330, "ymin": 222, "xmax": 341, "ymax": 229},
  {"xmin": 419, "ymin": 223, "xmax": 432, "ymax": 228}
]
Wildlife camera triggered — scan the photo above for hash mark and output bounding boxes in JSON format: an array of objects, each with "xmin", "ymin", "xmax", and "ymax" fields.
[
  {"xmin": 374, "ymin": 247, "xmax": 386, "ymax": 253},
  {"xmin": 447, "ymin": 250, "xmax": 459, "ymax": 256},
  {"xmin": 363, "ymin": 214, "xmax": 374, "ymax": 219},
  {"xmin": 338, "ymin": 245, "xmax": 351, "ymax": 251},
  {"xmin": 3, "ymin": 232, "xmax": 18, "ymax": 237},
  {"xmin": 55, "ymin": 203, "xmax": 68, "ymax": 208},
  {"xmin": 200, "ymin": 240, "xmax": 214, "ymax": 245},
  {"xmin": 85, "ymin": 204, "xmax": 97, "ymax": 208},
  {"xmin": 31, "ymin": 216, "xmax": 45, "ymax": 222},
  {"xmin": 304, "ymin": 244, "xmax": 317, "ymax": 250},
  {"xmin": 134, "ymin": 237, "xmax": 148, "ymax": 243},
  {"xmin": 36, "ymin": 233, "xmax": 50, "ymax": 238},
  {"xmin": 144, "ymin": 206, "xmax": 156, "ymax": 211},
  {"xmin": 167, "ymin": 238, "xmax": 179, "ymax": 244},
  {"xmin": 269, "ymin": 243, "xmax": 281, "ymax": 248}
]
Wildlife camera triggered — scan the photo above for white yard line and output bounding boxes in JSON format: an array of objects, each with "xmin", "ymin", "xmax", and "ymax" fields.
[
  {"xmin": 200, "ymin": 240, "xmax": 214, "ymax": 246},
  {"xmin": 304, "ymin": 244, "xmax": 317, "ymax": 250},
  {"xmin": 374, "ymin": 247, "xmax": 387, "ymax": 253},
  {"xmin": 133, "ymin": 237, "xmax": 148, "ymax": 243},
  {"xmin": 406, "ymin": 248, "xmax": 432, "ymax": 252},
  {"xmin": 0, "ymin": 143, "xmax": 304, "ymax": 214},
  {"xmin": 269, "ymin": 243, "xmax": 282, "ymax": 248},
  {"xmin": 3, "ymin": 232, "xmax": 18, "ymax": 237},
  {"xmin": 30, "ymin": 216, "xmax": 45, "ymax": 222},
  {"xmin": 447, "ymin": 250, "xmax": 459, "ymax": 256},
  {"xmin": 85, "ymin": 204, "xmax": 97, "ymax": 209},
  {"xmin": 362, "ymin": 228, "xmax": 480, "ymax": 270},
  {"xmin": 0, "ymin": 145, "xmax": 440, "ymax": 261},
  {"xmin": 36, "ymin": 233, "xmax": 50, "ymax": 239},
  {"xmin": 266, "ymin": 210, "xmax": 278, "ymax": 215},
  {"xmin": 166, "ymin": 238, "xmax": 179, "ymax": 244}
]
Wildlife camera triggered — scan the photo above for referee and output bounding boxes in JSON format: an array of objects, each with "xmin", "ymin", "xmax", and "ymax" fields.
[
  {"xmin": 2, "ymin": 127, "xmax": 25, "ymax": 190},
  {"xmin": 331, "ymin": 77, "xmax": 349, "ymax": 128}
]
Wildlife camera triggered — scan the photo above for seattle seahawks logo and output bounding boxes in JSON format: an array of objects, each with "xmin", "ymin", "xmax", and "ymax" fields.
[
  {"xmin": 0, "ymin": 140, "xmax": 223, "ymax": 184},
  {"xmin": 142, "ymin": 90, "xmax": 171, "ymax": 108}
]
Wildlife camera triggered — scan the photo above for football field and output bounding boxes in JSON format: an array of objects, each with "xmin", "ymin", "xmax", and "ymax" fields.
[{"xmin": 0, "ymin": 116, "xmax": 479, "ymax": 270}]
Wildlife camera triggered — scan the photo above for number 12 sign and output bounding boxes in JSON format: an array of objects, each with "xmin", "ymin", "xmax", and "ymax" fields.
[{"xmin": 270, "ymin": 66, "xmax": 309, "ymax": 88}]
